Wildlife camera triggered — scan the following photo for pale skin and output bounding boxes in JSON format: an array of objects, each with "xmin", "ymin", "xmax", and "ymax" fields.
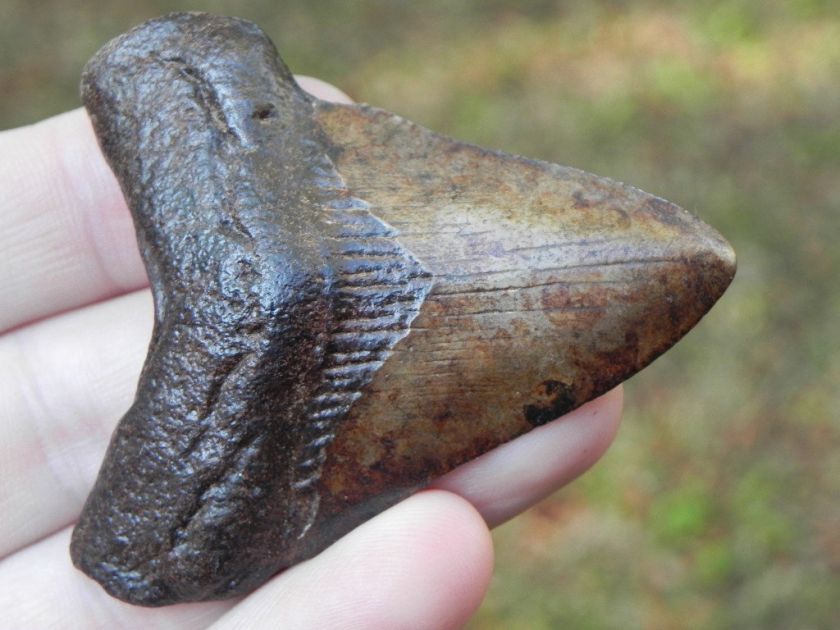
[{"xmin": 0, "ymin": 76, "xmax": 623, "ymax": 629}]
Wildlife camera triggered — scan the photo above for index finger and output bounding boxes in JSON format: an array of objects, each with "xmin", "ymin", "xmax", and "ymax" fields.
[
  {"xmin": 0, "ymin": 109, "xmax": 142, "ymax": 333},
  {"xmin": 0, "ymin": 76, "xmax": 351, "ymax": 334}
]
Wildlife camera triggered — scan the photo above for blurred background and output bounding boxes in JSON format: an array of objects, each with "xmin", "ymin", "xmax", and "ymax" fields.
[{"xmin": 2, "ymin": 1, "xmax": 837, "ymax": 628}]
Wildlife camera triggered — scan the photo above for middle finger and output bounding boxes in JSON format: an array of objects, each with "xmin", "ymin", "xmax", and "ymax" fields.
[{"xmin": 0, "ymin": 286, "xmax": 620, "ymax": 558}]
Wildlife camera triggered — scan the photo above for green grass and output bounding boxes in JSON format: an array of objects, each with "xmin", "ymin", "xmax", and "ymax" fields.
[{"xmin": 2, "ymin": 2, "xmax": 837, "ymax": 628}]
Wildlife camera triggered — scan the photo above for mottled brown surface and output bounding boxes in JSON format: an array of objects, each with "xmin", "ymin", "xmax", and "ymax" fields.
[
  {"xmin": 70, "ymin": 12, "xmax": 735, "ymax": 606},
  {"xmin": 309, "ymin": 102, "xmax": 735, "ymax": 544}
]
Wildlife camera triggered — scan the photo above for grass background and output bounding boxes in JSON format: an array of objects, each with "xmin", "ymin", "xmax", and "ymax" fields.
[{"xmin": 2, "ymin": 1, "xmax": 837, "ymax": 628}]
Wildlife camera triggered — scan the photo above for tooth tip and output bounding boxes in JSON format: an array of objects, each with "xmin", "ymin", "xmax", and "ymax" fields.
[
  {"xmin": 715, "ymin": 236, "xmax": 738, "ymax": 281},
  {"xmin": 695, "ymin": 225, "xmax": 737, "ymax": 305}
]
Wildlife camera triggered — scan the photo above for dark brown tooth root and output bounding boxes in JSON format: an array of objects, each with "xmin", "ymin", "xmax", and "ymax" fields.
[{"xmin": 71, "ymin": 12, "xmax": 735, "ymax": 606}]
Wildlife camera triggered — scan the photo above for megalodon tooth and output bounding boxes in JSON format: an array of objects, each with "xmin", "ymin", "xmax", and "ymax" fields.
[{"xmin": 70, "ymin": 12, "xmax": 736, "ymax": 606}]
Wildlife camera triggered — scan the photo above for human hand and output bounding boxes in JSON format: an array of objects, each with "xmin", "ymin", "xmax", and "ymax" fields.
[{"xmin": 0, "ymin": 77, "xmax": 623, "ymax": 629}]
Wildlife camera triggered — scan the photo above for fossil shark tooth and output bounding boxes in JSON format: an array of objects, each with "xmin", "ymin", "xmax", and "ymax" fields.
[{"xmin": 69, "ymin": 12, "xmax": 736, "ymax": 606}]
